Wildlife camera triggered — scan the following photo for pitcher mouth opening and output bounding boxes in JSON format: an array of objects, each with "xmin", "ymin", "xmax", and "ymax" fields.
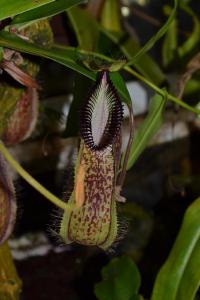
[{"xmin": 80, "ymin": 70, "xmax": 123, "ymax": 151}]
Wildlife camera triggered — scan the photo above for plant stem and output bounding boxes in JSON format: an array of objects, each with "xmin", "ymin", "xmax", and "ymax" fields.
[
  {"xmin": 0, "ymin": 242, "xmax": 22, "ymax": 300},
  {"xmin": 0, "ymin": 141, "xmax": 74, "ymax": 211},
  {"xmin": 124, "ymin": 66, "xmax": 200, "ymax": 115}
]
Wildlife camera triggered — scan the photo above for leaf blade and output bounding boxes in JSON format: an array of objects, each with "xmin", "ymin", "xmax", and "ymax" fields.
[
  {"xmin": 178, "ymin": 5, "xmax": 200, "ymax": 58},
  {"xmin": 0, "ymin": 0, "xmax": 55, "ymax": 21},
  {"xmin": 151, "ymin": 197, "xmax": 200, "ymax": 300},
  {"xmin": 12, "ymin": 0, "xmax": 86, "ymax": 25},
  {"xmin": 176, "ymin": 239, "xmax": 200, "ymax": 300},
  {"xmin": 162, "ymin": 6, "xmax": 178, "ymax": 67}
]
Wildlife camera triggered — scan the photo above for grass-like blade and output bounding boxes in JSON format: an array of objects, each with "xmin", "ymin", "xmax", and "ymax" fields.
[
  {"xmin": 178, "ymin": 4, "xmax": 200, "ymax": 58},
  {"xmin": 0, "ymin": 0, "xmax": 54, "ymax": 22},
  {"xmin": 12, "ymin": 0, "xmax": 86, "ymax": 24},
  {"xmin": 151, "ymin": 197, "xmax": 200, "ymax": 300},
  {"xmin": 176, "ymin": 239, "xmax": 200, "ymax": 300}
]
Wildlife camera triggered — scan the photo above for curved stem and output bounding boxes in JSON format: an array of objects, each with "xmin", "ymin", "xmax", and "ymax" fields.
[
  {"xmin": 124, "ymin": 66, "xmax": 200, "ymax": 115},
  {"xmin": 0, "ymin": 141, "xmax": 73, "ymax": 211}
]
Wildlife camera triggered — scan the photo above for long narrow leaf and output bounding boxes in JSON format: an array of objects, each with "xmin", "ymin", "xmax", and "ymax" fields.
[
  {"xmin": 126, "ymin": 0, "xmax": 178, "ymax": 66},
  {"xmin": 151, "ymin": 197, "xmax": 200, "ymax": 300},
  {"xmin": 12, "ymin": 0, "xmax": 86, "ymax": 25},
  {"xmin": 0, "ymin": 0, "xmax": 54, "ymax": 21},
  {"xmin": 162, "ymin": 9, "xmax": 178, "ymax": 67},
  {"xmin": 127, "ymin": 92, "xmax": 167, "ymax": 170},
  {"xmin": 176, "ymin": 239, "xmax": 200, "ymax": 300},
  {"xmin": 178, "ymin": 4, "xmax": 200, "ymax": 58}
]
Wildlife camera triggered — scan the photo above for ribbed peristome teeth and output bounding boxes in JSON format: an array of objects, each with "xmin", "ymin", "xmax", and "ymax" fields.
[{"xmin": 80, "ymin": 71, "xmax": 123, "ymax": 150}]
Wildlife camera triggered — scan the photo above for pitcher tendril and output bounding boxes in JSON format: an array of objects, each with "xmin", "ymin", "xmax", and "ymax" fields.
[{"xmin": 59, "ymin": 70, "xmax": 130, "ymax": 250}]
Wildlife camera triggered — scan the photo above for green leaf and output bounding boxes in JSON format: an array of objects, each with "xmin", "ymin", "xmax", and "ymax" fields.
[
  {"xmin": 162, "ymin": 6, "xmax": 178, "ymax": 67},
  {"xmin": 178, "ymin": 5, "xmax": 200, "ymax": 58},
  {"xmin": 94, "ymin": 256, "xmax": 141, "ymax": 300},
  {"xmin": 126, "ymin": 0, "xmax": 178, "ymax": 66},
  {"xmin": 151, "ymin": 197, "xmax": 200, "ymax": 300},
  {"xmin": 12, "ymin": 0, "xmax": 86, "ymax": 25},
  {"xmin": 67, "ymin": 6, "xmax": 99, "ymax": 50},
  {"xmin": 176, "ymin": 240, "xmax": 200, "ymax": 300},
  {"xmin": 0, "ymin": 0, "xmax": 54, "ymax": 21},
  {"xmin": 127, "ymin": 92, "xmax": 167, "ymax": 170}
]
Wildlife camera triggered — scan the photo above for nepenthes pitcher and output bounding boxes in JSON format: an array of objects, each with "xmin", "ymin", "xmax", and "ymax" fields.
[{"xmin": 59, "ymin": 70, "xmax": 133, "ymax": 250}]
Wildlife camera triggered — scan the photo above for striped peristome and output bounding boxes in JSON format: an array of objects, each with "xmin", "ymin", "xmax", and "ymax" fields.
[
  {"xmin": 80, "ymin": 71, "xmax": 123, "ymax": 151},
  {"xmin": 59, "ymin": 70, "xmax": 123, "ymax": 250}
]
